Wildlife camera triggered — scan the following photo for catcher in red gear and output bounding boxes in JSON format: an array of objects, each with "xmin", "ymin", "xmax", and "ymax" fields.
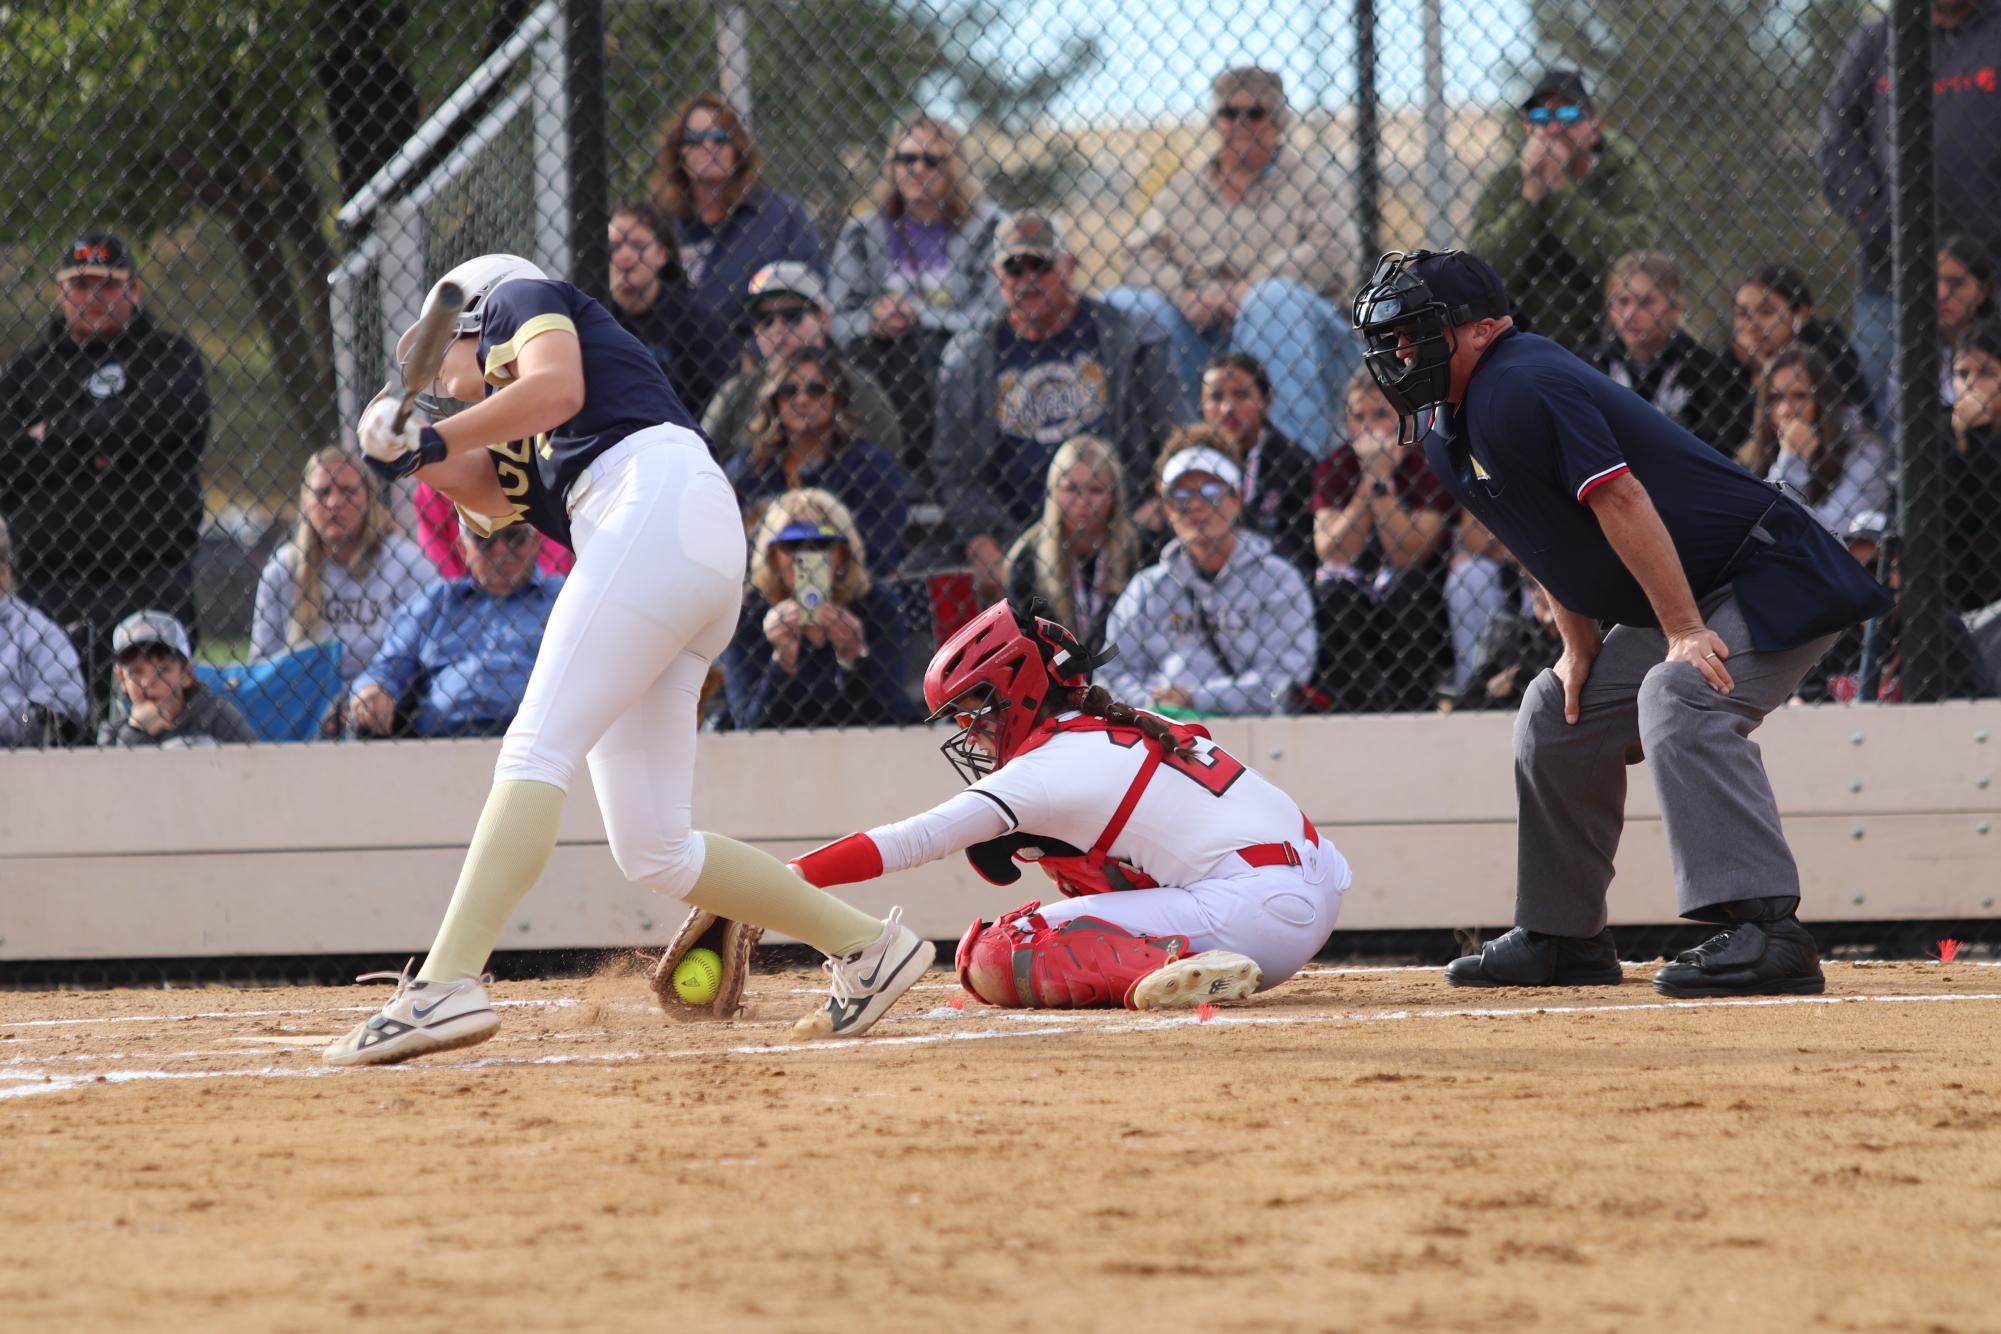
[{"xmin": 789, "ymin": 599, "xmax": 1351, "ymax": 1010}]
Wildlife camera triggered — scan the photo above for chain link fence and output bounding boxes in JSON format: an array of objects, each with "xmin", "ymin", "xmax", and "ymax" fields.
[{"xmin": 2, "ymin": 0, "xmax": 1998, "ymax": 747}]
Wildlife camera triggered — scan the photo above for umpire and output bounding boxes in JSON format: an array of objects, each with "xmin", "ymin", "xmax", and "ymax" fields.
[{"xmin": 1352, "ymin": 249, "xmax": 1891, "ymax": 997}]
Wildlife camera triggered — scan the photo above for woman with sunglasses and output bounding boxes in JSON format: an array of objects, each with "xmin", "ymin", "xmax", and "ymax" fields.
[
  {"xmin": 652, "ymin": 92, "xmax": 824, "ymax": 364},
  {"xmin": 1097, "ymin": 432, "xmax": 1316, "ymax": 717},
  {"xmin": 726, "ymin": 349, "xmax": 910, "ymax": 570},
  {"xmin": 784, "ymin": 599, "xmax": 1349, "ymax": 1011},
  {"xmin": 1104, "ymin": 66, "xmax": 1358, "ymax": 454},
  {"xmin": 721, "ymin": 487, "xmax": 912, "ymax": 731},
  {"xmin": 828, "ymin": 115, "xmax": 1002, "ymax": 470},
  {"xmin": 326, "ymin": 254, "xmax": 934, "ymax": 1065}
]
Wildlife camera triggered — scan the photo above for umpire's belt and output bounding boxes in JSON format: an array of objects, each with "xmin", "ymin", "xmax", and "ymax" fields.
[{"xmin": 1238, "ymin": 812, "xmax": 1320, "ymax": 869}]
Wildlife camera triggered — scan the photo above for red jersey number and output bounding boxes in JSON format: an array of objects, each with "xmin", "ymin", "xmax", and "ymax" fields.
[{"xmin": 1164, "ymin": 740, "xmax": 1246, "ymax": 797}]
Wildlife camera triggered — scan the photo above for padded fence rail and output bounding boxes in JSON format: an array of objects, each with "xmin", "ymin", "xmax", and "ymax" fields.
[{"xmin": 3, "ymin": 706, "xmax": 1996, "ymax": 975}]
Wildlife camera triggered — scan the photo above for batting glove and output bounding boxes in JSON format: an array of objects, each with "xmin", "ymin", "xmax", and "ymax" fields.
[{"xmin": 357, "ymin": 399, "xmax": 448, "ymax": 481}]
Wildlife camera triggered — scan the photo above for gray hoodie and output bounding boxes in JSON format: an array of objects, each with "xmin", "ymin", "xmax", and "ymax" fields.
[
  {"xmin": 1099, "ymin": 528, "xmax": 1315, "ymax": 716},
  {"xmin": 826, "ymin": 202, "xmax": 1005, "ymax": 346}
]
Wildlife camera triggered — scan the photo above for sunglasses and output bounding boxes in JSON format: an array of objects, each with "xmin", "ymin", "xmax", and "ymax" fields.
[
  {"xmin": 1216, "ymin": 104, "xmax": 1270, "ymax": 123},
  {"xmin": 776, "ymin": 380, "xmax": 831, "ymax": 403},
  {"xmin": 753, "ymin": 305, "xmax": 816, "ymax": 329},
  {"xmin": 681, "ymin": 127, "xmax": 735, "ymax": 147},
  {"xmin": 892, "ymin": 151, "xmax": 946, "ymax": 169},
  {"xmin": 1526, "ymin": 103, "xmax": 1587, "ymax": 126},
  {"xmin": 1001, "ymin": 255, "xmax": 1054, "ymax": 278},
  {"xmin": 308, "ymin": 483, "xmax": 369, "ymax": 505},
  {"xmin": 1165, "ymin": 481, "xmax": 1233, "ymax": 509},
  {"xmin": 473, "ymin": 527, "xmax": 539, "ymax": 549}
]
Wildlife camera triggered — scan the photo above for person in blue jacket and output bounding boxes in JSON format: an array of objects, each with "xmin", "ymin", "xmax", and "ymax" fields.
[{"xmin": 1352, "ymin": 249, "xmax": 1892, "ymax": 998}]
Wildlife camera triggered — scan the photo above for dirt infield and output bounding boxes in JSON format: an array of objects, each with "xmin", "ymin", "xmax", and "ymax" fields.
[{"xmin": 3, "ymin": 961, "xmax": 1998, "ymax": 1332}]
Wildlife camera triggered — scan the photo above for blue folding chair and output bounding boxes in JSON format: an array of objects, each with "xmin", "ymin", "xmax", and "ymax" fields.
[{"xmin": 194, "ymin": 643, "xmax": 345, "ymax": 742}]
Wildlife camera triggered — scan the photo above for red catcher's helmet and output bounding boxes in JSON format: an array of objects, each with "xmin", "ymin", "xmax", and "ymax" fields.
[{"xmin": 924, "ymin": 599, "xmax": 1103, "ymax": 783}]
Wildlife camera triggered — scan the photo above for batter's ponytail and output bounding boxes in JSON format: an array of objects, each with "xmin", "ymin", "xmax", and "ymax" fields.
[{"xmin": 1063, "ymin": 684, "xmax": 1200, "ymax": 759}]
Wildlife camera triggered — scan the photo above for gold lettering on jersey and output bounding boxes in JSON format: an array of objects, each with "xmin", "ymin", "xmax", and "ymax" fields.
[
  {"xmin": 536, "ymin": 430, "xmax": 554, "ymax": 461},
  {"xmin": 491, "ymin": 437, "xmax": 535, "ymax": 522}
]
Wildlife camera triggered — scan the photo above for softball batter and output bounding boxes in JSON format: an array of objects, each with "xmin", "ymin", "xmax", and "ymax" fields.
[
  {"xmin": 324, "ymin": 255, "xmax": 931, "ymax": 1065},
  {"xmin": 788, "ymin": 600, "xmax": 1349, "ymax": 1009}
]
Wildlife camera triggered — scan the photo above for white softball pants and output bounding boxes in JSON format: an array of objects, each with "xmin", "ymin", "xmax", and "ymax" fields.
[
  {"xmin": 1031, "ymin": 836, "xmax": 1351, "ymax": 990},
  {"xmin": 494, "ymin": 426, "xmax": 745, "ymax": 898}
]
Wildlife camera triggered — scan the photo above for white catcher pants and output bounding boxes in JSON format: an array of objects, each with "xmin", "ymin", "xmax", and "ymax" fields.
[
  {"xmin": 1031, "ymin": 836, "xmax": 1351, "ymax": 990},
  {"xmin": 495, "ymin": 426, "xmax": 745, "ymax": 898}
]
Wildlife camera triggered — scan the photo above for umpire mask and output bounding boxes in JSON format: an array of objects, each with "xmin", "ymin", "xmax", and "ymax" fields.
[{"xmin": 1351, "ymin": 250, "xmax": 1508, "ymax": 446}]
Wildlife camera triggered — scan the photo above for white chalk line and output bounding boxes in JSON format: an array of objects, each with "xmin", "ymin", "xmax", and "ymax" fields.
[{"xmin": 3, "ymin": 989, "xmax": 1997, "ymax": 1102}]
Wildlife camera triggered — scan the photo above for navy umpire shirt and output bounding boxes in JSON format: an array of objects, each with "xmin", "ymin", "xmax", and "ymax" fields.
[{"xmin": 1422, "ymin": 331, "xmax": 1890, "ymax": 651}]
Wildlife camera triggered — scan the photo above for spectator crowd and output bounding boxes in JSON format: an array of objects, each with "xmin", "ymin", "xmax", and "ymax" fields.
[{"xmin": 5, "ymin": 11, "xmax": 2000, "ymax": 745}]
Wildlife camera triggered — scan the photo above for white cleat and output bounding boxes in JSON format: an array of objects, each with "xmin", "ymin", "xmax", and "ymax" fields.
[
  {"xmin": 323, "ymin": 961, "xmax": 501, "ymax": 1067},
  {"xmin": 793, "ymin": 908, "xmax": 935, "ymax": 1040},
  {"xmin": 1127, "ymin": 950, "xmax": 1263, "ymax": 1010}
]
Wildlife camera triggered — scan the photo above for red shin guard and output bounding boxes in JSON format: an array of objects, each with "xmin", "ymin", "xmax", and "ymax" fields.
[{"xmin": 955, "ymin": 901, "xmax": 1190, "ymax": 1009}]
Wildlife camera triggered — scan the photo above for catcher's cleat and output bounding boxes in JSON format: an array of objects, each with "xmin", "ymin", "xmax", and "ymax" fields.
[
  {"xmin": 792, "ymin": 907, "xmax": 934, "ymax": 1040},
  {"xmin": 323, "ymin": 960, "xmax": 500, "ymax": 1067},
  {"xmin": 1126, "ymin": 950, "xmax": 1262, "ymax": 1010}
]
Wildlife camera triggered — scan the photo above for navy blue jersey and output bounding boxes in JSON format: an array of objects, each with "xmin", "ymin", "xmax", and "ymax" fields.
[
  {"xmin": 472, "ymin": 279, "xmax": 702, "ymax": 546},
  {"xmin": 1424, "ymin": 331, "xmax": 1889, "ymax": 650}
]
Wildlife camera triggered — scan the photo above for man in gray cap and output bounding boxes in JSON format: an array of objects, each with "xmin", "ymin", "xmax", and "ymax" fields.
[
  {"xmin": 699, "ymin": 260, "xmax": 903, "ymax": 464},
  {"xmin": 1467, "ymin": 69, "xmax": 1660, "ymax": 352},
  {"xmin": 0, "ymin": 231, "xmax": 210, "ymax": 704},
  {"xmin": 934, "ymin": 210, "xmax": 1187, "ymax": 599},
  {"xmin": 97, "ymin": 608, "xmax": 255, "ymax": 747}
]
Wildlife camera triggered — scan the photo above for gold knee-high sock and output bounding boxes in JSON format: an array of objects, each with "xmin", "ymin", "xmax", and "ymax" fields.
[
  {"xmin": 418, "ymin": 780, "xmax": 567, "ymax": 981},
  {"xmin": 688, "ymin": 833, "xmax": 881, "ymax": 958}
]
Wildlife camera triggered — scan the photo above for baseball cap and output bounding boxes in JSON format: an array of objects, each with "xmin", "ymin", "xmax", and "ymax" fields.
[
  {"xmin": 994, "ymin": 211, "xmax": 1066, "ymax": 264},
  {"xmin": 1522, "ymin": 68, "xmax": 1593, "ymax": 111},
  {"xmin": 744, "ymin": 261, "xmax": 828, "ymax": 312},
  {"xmin": 57, "ymin": 231, "xmax": 136, "ymax": 281},
  {"xmin": 111, "ymin": 609, "xmax": 192, "ymax": 661},
  {"xmin": 1405, "ymin": 251, "xmax": 1511, "ymax": 324},
  {"xmin": 1160, "ymin": 446, "xmax": 1244, "ymax": 494},
  {"xmin": 1844, "ymin": 509, "xmax": 1893, "ymax": 545},
  {"xmin": 770, "ymin": 519, "xmax": 844, "ymax": 547}
]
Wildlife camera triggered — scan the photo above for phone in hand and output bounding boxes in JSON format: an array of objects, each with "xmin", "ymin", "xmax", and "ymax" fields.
[{"xmin": 793, "ymin": 548, "xmax": 833, "ymax": 626}]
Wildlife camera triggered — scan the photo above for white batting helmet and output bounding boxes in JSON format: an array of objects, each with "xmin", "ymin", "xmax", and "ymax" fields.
[{"xmin": 436, "ymin": 253, "xmax": 547, "ymax": 335}]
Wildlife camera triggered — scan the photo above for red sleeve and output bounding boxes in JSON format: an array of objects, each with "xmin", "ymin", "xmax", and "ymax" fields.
[
  {"xmin": 789, "ymin": 832, "xmax": 885, "ymax": 887},
  {"xmin": 1312, "ymin": 447, "xmax": 1360, "ymax": 509},
  {"xmin": 1395, "ymin": 450, "xmax": 1458, "ymax": 514}
]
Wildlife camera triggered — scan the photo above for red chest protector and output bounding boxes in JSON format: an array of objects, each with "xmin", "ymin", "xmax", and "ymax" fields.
[{"xmin": 963, "ymin": 713, "xmax": 1211, "ymax": 898}]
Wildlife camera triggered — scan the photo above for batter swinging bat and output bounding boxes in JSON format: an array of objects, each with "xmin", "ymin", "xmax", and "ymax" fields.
[{"xmin": 392, "ymin": 280, "xmax": 467, "ymax": 431}]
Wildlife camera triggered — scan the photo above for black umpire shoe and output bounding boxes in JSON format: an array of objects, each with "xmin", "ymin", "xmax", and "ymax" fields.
[
  {"xmin": 1445, "ymin": 926, "xmax": 1623, "ymax": 988},
  {"xmin": 1653, "ymin": 896, "xmax": 1824, "ymax": 997}
]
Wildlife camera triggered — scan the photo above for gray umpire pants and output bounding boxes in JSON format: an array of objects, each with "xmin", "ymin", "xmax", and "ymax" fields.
[{"xmin": 1511, "ymin": 589, "xmax": 1839, "ymax": 937}]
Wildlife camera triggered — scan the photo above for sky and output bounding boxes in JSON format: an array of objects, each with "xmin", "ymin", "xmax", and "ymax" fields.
[{"xmin": 955, "ymin": 0, "xmax": 1540, "ymax": 123}]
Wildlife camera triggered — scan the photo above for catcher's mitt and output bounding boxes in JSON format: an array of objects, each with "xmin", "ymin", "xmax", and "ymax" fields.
[{"xmin": 648, "ymin": 907, "xmax": 763, "ymax": 1019}]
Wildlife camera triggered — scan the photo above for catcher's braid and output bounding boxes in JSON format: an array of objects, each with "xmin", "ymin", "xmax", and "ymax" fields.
[{"xmin": 1070, "ymin": 684, "xmax": 1199, "ymax": 758}]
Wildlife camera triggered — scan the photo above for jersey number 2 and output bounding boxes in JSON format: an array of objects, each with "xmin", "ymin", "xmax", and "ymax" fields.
[{"xmin": 1164, "ymin": 741, "xmax": 1246, "ymax": 797}]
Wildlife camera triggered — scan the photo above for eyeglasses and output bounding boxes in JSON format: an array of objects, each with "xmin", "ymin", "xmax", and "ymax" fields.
[
  {"xmin": 1001, "ymin": 255, "xmax": 1054, "ymax": 278},
  {"xmin": 892, "ymin": 151, "xmax": 946, "ymax": 169},
  {"xmin": 753, "ymin": 305, "xmax": 816, "ymax": 330},
  {"xmin": 681, "ymin": 127, "xmax": 735, "ymax": 147},
  {"xmin": 1526, "ymin": 104, "xmax": 1586, "ymax": 126},
  {"xmin": 1164, "ymin": 481, "xmax": 1233, "ymax": 509},
  {"xmin": 776, "ymin": 380, "xmax": 831, "ymax": 403}
]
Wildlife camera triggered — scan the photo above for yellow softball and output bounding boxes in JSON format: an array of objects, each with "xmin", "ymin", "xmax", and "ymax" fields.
[{"xmin": 672, "ymin": 947, "xmax": 723, "ymax": 1005}]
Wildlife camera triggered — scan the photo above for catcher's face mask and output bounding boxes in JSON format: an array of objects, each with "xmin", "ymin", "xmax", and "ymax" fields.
[{"xmin": 932, "ymin": 683, "xmax": 1009, "ymax": 785}]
